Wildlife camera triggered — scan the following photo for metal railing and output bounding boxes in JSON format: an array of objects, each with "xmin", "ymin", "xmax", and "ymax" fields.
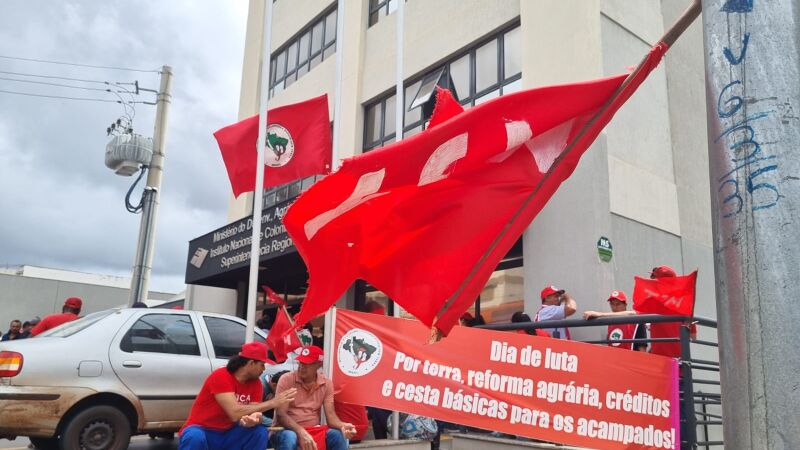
[{"xmin": 481, "ymin": 314, "xmax": 723, "ymax": 449}]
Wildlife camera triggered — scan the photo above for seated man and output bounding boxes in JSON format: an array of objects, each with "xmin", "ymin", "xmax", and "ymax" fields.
[
  {"xmin": 274, "ymin": 345, "xmax": 357, "ymax": 450},
  {"xmin": 179, "ymin": 342, "xmax": 296, "ymax": 450}
]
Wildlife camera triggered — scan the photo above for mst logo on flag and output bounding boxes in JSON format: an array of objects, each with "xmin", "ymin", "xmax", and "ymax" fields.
[
  {"xmin": 337, "ymin": 329, "xmax": 383, "ymax": 377},
  {"xmin": 265, "ymin": 124, "xmax": 294, "ymax": 167}
]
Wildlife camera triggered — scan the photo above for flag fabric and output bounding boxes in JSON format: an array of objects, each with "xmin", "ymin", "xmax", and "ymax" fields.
[
  {"xmin": 266, "ymin": 308, "xmax": 302, "ymax": 363},
  {"xmin": 214, "ymin": 94, "xmax": 332, "ymax": 197},
  {"xmin": 284, "ymin": 43, "xmax": 670, "ymax": 336},
  {"xmin": 633, "ymin": 271, "xmax": 697, "ymax": 316},
  {"xmin": 262, "ymin": 285, "xmax": 287, "ymax": 307}
]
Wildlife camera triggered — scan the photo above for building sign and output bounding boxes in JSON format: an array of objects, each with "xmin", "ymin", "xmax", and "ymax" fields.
[
  {"xmin": 185, "ymin": 200, "xmax": 296, "ymax": 284},
  {"xmin": 334, "ymin": 310, "xmax": 680, "ymax": 449},
  {"xmin": 597, "ymin": 236, "xmax": 613, "ymax": 262}
]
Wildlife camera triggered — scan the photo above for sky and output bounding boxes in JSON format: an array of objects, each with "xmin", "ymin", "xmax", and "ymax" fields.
[{"xmin": 0, "ymin": 1, "xmax": 249, "ymax": 294}]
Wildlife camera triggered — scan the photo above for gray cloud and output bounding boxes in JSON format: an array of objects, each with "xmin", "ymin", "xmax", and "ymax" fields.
[{"xmin": 0, "ymin": 1, "xmax": 248, "ymax": 293}]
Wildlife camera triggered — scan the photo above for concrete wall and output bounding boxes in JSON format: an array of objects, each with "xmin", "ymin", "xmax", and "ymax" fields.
[{"xmin": 0, "ymin": 273, "xmax": 173, "ymax": 331}]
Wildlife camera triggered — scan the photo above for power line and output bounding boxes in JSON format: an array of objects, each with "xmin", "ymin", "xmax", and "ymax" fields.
[
  {"xmin": 0, "ymin": 55, "xmax": 160, "ymax": 74},
  {"xmin": 0, "ymin": 69, "xmax": 114, "ymax": 85},
  {"xmin": 0, "ymin": 89, "xmax": 121, "ymax": 103},
  {"xmin": 0, "ymin": 76, "xmax": 110, "ymax": 92}
]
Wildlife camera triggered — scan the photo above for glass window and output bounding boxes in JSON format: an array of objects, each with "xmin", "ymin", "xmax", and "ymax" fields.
[
  {"xmin": 276, "ymin": 186, "xmax": 289, "ymax": 203},
  {"xmin": 502, "ymin": 78, "xmax": 523, "ymax": 95},
  {"xmin": 310, "ymin": 53, "xmax": 322, "ymax": 70},
  {"xmin": 203, "ymin": 316, "xmax": 266, "ymax": 359},
  {"xmin": 311, "ymin": 22, "xmax": 323, "ymax": 55},
  {"xmin": 365, "ymin": 103, "xmax": 382, "ymax": 145},
  {"xmin": 288, "ymin": 180, "xmax": 301, "ymax": 198},
  {"xmin": 384, "ymin": 94, "xmax": 396, "ymax": 138},
  {"xmin": 476, "ymin": 39, "xmax": 498, "ymax": 92},
  {"xmin": 504, "ymin": 27, "xmax": 521, "ymax": 79},
  {"xmin": 301, "ymin": 176, "xmax": 317, "ymax": 191},
  {"xmin": 323, "ymin": 45, "xmax": 336, "ymax": 59},
  {"xmin": 41, "ymin": 310, "xmax": 114, "ymax": 338},
  {"xmin": 120, "ymin": 314, "xmax": 200, "ymax": 356},
  {"xmin": 449, "ymin": 53, "xmax": 471, "ymax": 101},
  {"xmin": 298, "ymin": 32, "xmax": 311, "ymax": 65},
  {"xmin": 475, "ymin": 88, "xmax": 500, "ymax": 105},
  {"xmin": 286, "ymin": 42, "xmax": 298, "ymax": 73},
  {"xmin": 275, "ymin": 51, "xmax": 286, "ymax": 79},
  {"xmin": 325, "ymin": 10, "xmax": 337, "ymax": 45},
  {"xmin": 410, "ymin": 67, "xmax": 445, "ymax": 109}
]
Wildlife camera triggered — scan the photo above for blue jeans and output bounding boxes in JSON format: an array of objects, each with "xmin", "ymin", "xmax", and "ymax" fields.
[
  {"xmin": 273, "ymin": 429, "xmax": 348, "ymax": 450},
  {"xmin": 179, "ymin": 424, "xmax": 268, "ymax": 450}
]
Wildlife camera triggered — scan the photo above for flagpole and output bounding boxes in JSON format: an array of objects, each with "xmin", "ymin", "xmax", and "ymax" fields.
[
  {"xmin": 391, "ymin": 0, "xmax": 405, "ymax": 440},
  {"xmin": 245, "ymin": 0, "xmax": 274, "ymax": 343},
  {"xmin": 331, "ymin": 0, "xmax": 345, "ymax": 171}
]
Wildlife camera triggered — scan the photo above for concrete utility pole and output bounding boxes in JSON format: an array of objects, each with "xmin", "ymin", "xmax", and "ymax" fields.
[
  {"xmin": 129, "ymin": 65, "xmax": 173, "ymax": 305},
  {"xmin": 701, "ymin": 1, "xmax": 800, "ymax": 448}
]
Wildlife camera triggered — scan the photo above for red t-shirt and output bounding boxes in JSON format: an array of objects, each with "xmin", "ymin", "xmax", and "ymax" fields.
[
  {"xmin": 181, "ymin": 367, "xmax": 263, "ymax": 432},
  {"xmin": 649, "ymin": 322, "xmax": 698, "ymax": 358},
  {"xmin": 29, "ymin": 313, "xmax": 78, "ymax": 336}
]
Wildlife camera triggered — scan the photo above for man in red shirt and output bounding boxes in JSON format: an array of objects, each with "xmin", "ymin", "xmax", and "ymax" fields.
[
  {"xmin": 30, "ymin": 297, "xmax": 82, "ymax": 336},
  {"xmin": 274, "ymin": 345, "xmax": 357, "ymax": 450},
  {"xmin": 583, "ymin": 290, "xmax": 647, "ymax": 351},
  {"xmin": 647, "ymin": 266, "xmax": 697, "ymax": 358},
  {"xmin": 179, "ymin": 342, "xmax": 297, "ymax": 450}
]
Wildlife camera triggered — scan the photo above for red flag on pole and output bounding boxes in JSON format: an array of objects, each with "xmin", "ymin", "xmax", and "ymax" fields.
[
  {"xmin": 284, "ymin": 43, "xmax": 670, "ymax": 336},
  {"xmin": 266, "ymin": 308, "xmax": 302, "ymax": 363},
  {"xmin": 214, "ymin": 94, "xmax": 332, "ymax": 197},
  {"xmin": 262, "ymin": 285, "xmax": 287, "ymax": 307},
  {"xmin": 633, "ymin": 271, "xmax": 698, "ymax": 316}
]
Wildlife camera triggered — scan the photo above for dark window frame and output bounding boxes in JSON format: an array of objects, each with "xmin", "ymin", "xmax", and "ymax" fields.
[
  {"xmin": 120, "ymin": 313, "xmax": 201, "ymax": 357},
  {"xmin": 269, "ymin": 6, "xmax": 337, "ymax": 98},
  {"xmin": 363, "ymin": 21, "xmax": 522, "ymax": 152}
]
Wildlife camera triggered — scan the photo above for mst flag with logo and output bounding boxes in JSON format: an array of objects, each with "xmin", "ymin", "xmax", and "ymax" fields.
[
  {"xmin": 214, "ymin": 94, "xmax": 332, "ymax": 197},
  {"xmin": 284, "ymin": 43, "xmax": 670, "ymax": 336},
  {"xmin": 633, "ymin": 271, "xmax": 698, "ymax": 316},
  {"xmin": 333, "ymin": 310, "xmax": 680, "ymax": 449}
]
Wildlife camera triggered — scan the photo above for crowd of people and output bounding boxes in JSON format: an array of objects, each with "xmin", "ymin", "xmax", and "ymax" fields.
[{"xmin": 1, "ymin": 296, "xmax": 84, "ymax": 341}]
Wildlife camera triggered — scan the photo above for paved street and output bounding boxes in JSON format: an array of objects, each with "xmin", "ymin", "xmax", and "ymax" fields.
[{"xmin": 0, "ymin": 435, "xmax": 178, "ymax": 450}]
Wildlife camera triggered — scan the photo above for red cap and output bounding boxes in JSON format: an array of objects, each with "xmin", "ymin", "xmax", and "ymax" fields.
[
  {"xmin": 607, "ymin": 290, "xmax": 628, "ymax": 303},
  {"xmin": 238, "ymin": 342, "xmax": 275, "ymax": 364},
  {"xmin": 296, "ymin": 345, "xmax": 324, "ymax": 364},
  {"xmin": 460, "ymin": 312, "xmax": 474, "ymax": 322},
  {"xmin": 540, "ymin": 285, "xmax": 565, "ymax": 300},
  {"xmin": 651, "ymin": 265, "xmax": 677, "ymax": 279},
  {"xmin": 64, "ymin": 297, "xmax": 82, "ymax": 309}
]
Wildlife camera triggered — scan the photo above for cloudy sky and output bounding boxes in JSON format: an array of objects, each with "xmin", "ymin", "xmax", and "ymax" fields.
[{"xmin": 0, "ymin": 1, "xmax": 249, "ymax": 293}]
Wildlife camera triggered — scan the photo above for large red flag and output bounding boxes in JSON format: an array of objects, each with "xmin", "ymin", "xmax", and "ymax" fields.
[
  {"xmin": 266, "ymin": 308, "xmax": 302, "ymax": 363},
  {"xmin": 284, "ymin": 43, "xmax": 669, "ymax": 336},
  {"xmin": 633, "ymin": 271, "xmax": 697, "ymax": 316},
  {"xmin": 214, "ymin": 94, "xmax": 332, "ymax": 197}
]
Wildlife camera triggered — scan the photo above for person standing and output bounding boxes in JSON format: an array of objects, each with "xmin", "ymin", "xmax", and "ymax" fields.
[
  {"xmin": 29, "ymin": 297, "xmax": 82, "ymax": 336},
  {"xmin": 534, "ymin": 286, "xmax": 577, "ymax": 339},
  {"xmin": 583, "ymin": 290, "xmax": 648, "ymax": 351},
  {"xmin": 1, "ymin": 320, "xmax": 23, "ymax": 341},
  {"xmin": 273, "ymin": 345, "xmax": 356, "ymax": 450},
  {"xmin": 179, "ymin": 342, "xmax": 296, "ymax": 450}
]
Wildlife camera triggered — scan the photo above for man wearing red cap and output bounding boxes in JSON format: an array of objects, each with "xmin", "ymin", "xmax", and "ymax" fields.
[
  {"xmin": 646, "ymin": 266, "xmax": 697, "ymax": 358},
  {"xmin": 583, "ymin": 290, "xmax": 647, "ymax": 351},
  {"xmin": 274, "ymin": 345, "xmax": 357, "ymax": 450},
  {"xmin": 179, "ymin": 342, "xmax": 297, "ymax": 450},
  {"xmin": 29, "ymin": 297, "xmax": 82, "ymax": 336},
  {"xmin": 534, "ymin": 286, "xmax": 577, "ymax": 339}
]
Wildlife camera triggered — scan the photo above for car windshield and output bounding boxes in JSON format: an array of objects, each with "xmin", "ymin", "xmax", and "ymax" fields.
[{"xmin": 39, "ymin": 310, "xmax": 116, "ymax": 338}]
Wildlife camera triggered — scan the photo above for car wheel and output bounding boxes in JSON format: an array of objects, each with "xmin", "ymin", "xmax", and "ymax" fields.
[
  {"xmin": 29, "ymin": 437, "xmax": 59, "ymax": 450},
  {"xmin": 59, "ymin": 405, "xmax": 131, "ymax": 450}
]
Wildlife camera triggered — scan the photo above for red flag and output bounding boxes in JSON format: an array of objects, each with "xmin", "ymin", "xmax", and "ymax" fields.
[
  {"xmin": 262, "ymin": 285, "xmax": 286, "ymax": 307},
  {"xmin": 284, "ymin": 43, "xmax": 670, "ymax": 336},
  {"xmin": 266, "ymin": 308, "xmax": 302, "ymax": 363},
  {"xmin": 633, "ymin": 271, "xmax": 697, "ymax": 316},
  {"xmin": 214, "ymin": 94, "xmax": 332, "ymax": 197}
]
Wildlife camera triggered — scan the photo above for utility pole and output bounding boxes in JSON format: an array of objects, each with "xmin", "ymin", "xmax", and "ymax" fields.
[
  {"xmin": 129, "ymin": 65, "xmax": 173, "ymax": 305},
  {"xmin": 701, "ymin": 1, "xmax": 800, "ymax": 448}
]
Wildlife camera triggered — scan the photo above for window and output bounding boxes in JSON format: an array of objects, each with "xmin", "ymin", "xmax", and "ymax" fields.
[
  {"xmin": 363, "ymin": 22, "xmax": 522, "ymax": 151},
  {"xmin": 369, "ymin": 0, "xmax": 404, "ymax": 27},
  {"xmin": 270, "ymin": 8, "xmax": 337, "ymax": 97},
  {"xmin": 262, "ymin": 175, "xmax": 322, "ymax": 209},
  {"xmin": 204, "ymin": 316, "xmax": 266, "ymax": 359},
  {"xmin": 42, "ymin": 310, "xmax": 114, "ymax": 338},
  {"xmin": 120, "ymin": 314, "xmax": 200, "ymax": 356}
]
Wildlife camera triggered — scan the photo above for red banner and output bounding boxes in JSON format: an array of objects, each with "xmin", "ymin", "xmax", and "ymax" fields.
[{"xmin": 333, "ymin": 310, "xmax": 680, "ymax": 449}]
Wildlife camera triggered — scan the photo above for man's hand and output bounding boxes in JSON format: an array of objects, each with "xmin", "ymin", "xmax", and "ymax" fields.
[
  {"xmin": 274, "ymin": 388, "xmax": 297, "ymax": 407},
  {"xmin": 298, "ymin": 428, "xmax": 317, "ymax": 450},
  {"xmin": 340, "ymin": 422, "xmax": 357, "ymax": 439},
  {"xmin": 239, "ymin": 412, "xmax": 262, "ymax": 428},
  {"xmin": 583, "ymin": 311, "xmax": 603, "ymax": 320}
]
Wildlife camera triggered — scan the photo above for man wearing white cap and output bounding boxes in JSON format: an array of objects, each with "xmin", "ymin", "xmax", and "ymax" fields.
[{"xmin": 534, "ymin": 286, "xmax": 577, "ymax": 339}]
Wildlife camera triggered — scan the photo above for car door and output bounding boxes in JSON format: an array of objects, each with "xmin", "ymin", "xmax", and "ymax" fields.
[
  {"xmin": 109, "ymin": 311, "xmax": 212, "ymax": 425},
  {"xmin": 199, "ymin": 314, "xmax": 267, "ymax": 370}
]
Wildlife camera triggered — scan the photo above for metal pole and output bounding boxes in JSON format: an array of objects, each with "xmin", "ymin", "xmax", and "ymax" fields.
[
  {"xmin": 129, "ymin": 65, "xmax": 172, "ymax": 306},
  {"xmin": 331, "ymin": 0, "xmax": 345, "ymax": 171},
  {"xmin": 679, "ymin": 325, "xmax": 697, "ymax": 449},
  {"xmin": 245, "ymin": 0, "xmax": 274, "ymax": 343},
  {"xmin": 701, "ymin": 0, "xmax": 800, "ymax": 448}
]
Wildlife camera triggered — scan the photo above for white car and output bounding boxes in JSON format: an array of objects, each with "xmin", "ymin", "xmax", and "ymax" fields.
[{"xmin": 0, "ymin": 308, "xmax": 272, "ymax": 450}]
